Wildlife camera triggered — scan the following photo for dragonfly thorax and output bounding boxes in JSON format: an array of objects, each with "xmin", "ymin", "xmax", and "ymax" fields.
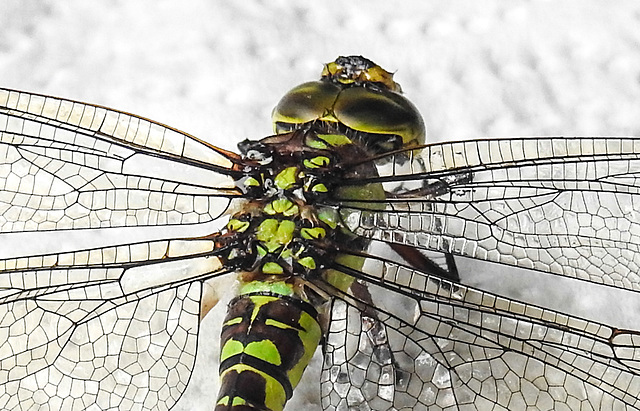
[{"xmin": 221, "ymin": 129, "xmax": 350, "ymax": 285}]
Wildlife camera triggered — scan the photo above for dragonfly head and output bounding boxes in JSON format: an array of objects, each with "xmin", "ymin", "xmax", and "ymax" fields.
[{"xmin": 271, "ymin": 55, "xmax": 426, "ymax": 152}]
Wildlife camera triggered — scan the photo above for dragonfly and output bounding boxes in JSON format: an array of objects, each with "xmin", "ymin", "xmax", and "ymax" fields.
[{"xmin": 1, "ymin": 55, "xmax": 640, "ymax": 411}]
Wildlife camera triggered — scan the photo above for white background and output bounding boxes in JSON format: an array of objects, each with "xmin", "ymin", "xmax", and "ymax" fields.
[{"xmin": 2, "ymin": 1, "xmax": 640, "ymax": 409}]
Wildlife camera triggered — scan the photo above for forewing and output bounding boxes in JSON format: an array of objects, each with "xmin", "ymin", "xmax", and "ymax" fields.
[
  {"xmin": 0, "ymin": 237, "xmax": 232, "ymax": 410},
  {"xmin": 337, "ymin": 137, "xmax": 640, "ymax": 292},
  {"xmin": 0, "ymin": 88, "xmax": 240, "ymax": 235},
  {"xmin": 320, "ymin": 255, "xmax": 640, "ymax": 410}
]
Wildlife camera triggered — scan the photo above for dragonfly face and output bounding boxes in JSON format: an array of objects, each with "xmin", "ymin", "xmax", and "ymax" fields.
[{"xmin": 1, "ymin": 56, "xmax": 640, "ymax": 411}]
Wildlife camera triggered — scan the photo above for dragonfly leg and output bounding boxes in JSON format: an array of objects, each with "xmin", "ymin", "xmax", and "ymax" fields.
[{"xmin": 390, "ymin": 243, "xmax": 460, "ymax": 282}]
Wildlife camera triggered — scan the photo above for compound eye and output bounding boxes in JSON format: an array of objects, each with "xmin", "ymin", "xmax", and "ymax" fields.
[
  {"xmin": 333, "ymin": 86, "xmax": 425, "ymax": 149},
  {"xmin": 272, "ymin": 81, "xmax": 341, "ymax": 131}
]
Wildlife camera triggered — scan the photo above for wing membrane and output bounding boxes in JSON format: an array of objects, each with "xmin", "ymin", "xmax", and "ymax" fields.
[
  {"xmin": 321, "ymin": 256, "xmax": 640, "ymax": 410},
  {"xmin": 337, "ymin": 137, "xmax": 640, "ymax": 292},
  {"xmin": 0, "ymin": 237, "xmax": 232, "ymax": 410},
  {"xmin": 2, "ymin": 281, "xmax": 202, "ymax": 410},
  {"xmin": 0, "ymin": 88, "xmax": 241, "ymax": 234},
  {"xmin": 0, "ymin": 88, "xmax": 240, "ymax": 169},
  {"xmin": 0, "ymin": 237, "xmax": 226, "ymax": 302}
]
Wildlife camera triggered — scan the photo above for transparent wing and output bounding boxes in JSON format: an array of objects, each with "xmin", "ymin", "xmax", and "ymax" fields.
[
  {"xmin": 0, "ymin": 88, "xmax": 240, "ymax": 235},
  {"xmin": 320, "ymin": 254, "xmax": 640, "ymax": 411},
  {"xmin": 337, "ymin": 137, "xmax": 640, "ymax": 292},
  {"xmin": 0, "ymin": 236, "xmax": 233, "ymax": 410}
]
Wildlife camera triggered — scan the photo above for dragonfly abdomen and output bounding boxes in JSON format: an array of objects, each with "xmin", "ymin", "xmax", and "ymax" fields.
[{"xmin": 215, "ymin": 291, "xmax": 322, "ymax": 411}]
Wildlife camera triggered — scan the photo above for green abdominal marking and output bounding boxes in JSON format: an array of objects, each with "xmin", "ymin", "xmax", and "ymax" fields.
[{"xmin": 216, "ymin": 293, "xmax": 322, "ymax": 411}]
